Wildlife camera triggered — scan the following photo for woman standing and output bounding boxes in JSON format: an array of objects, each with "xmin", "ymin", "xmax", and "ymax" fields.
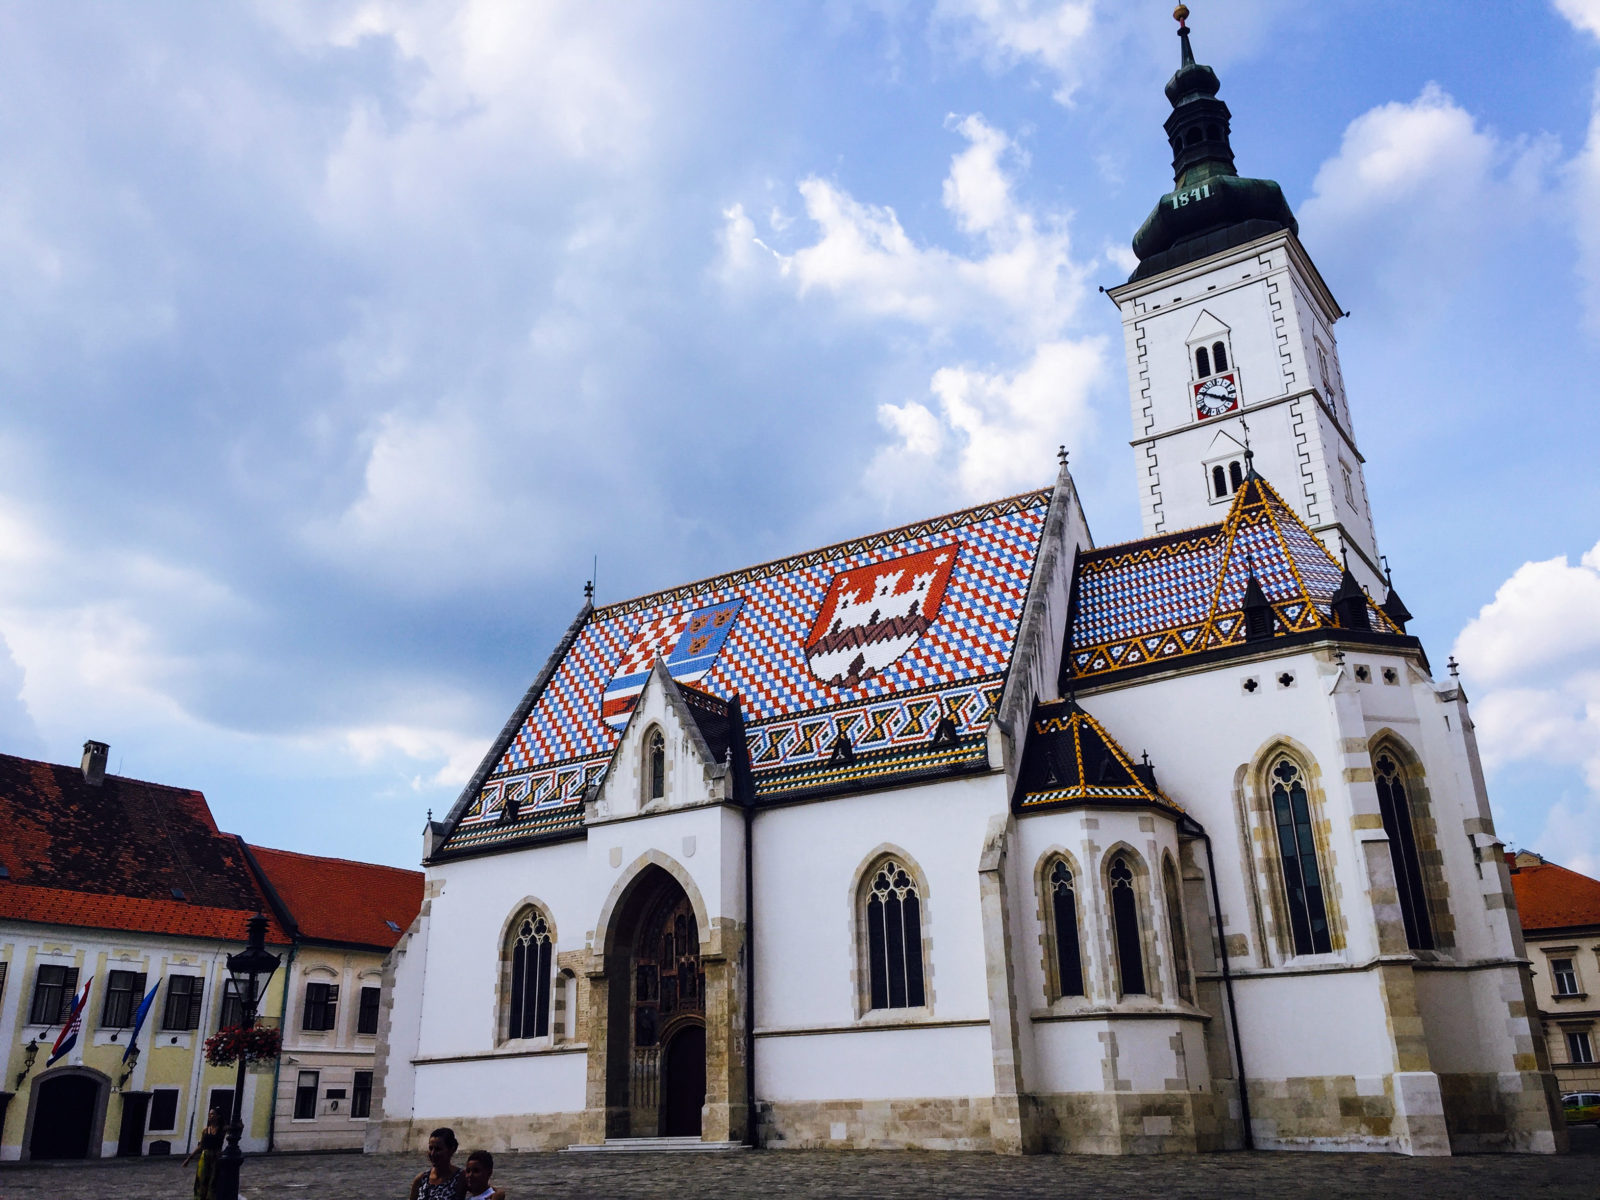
[
  {"xmin": 180, "ymin": 1107, "xmax": 224, "ymax": 1199},
  {"xmin": 409, "ymin": 1126, "xmax": 467, "ymax": 1200}
]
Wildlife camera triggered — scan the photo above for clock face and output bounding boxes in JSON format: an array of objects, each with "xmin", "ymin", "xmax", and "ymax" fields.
[{"xmin": 1193, "ymin": 372, "xmax": 1239, "ymax": 419}]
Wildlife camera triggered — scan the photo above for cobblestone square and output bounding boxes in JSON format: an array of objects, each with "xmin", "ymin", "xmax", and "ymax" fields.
[{"xmin": 2, "ymin": 1130, "xmax": 1595, "ymax": 1200}]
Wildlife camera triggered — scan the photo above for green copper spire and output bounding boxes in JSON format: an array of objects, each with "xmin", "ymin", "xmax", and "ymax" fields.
[{"xmin": 1126, "ymin": 6, "xmax": 1298, "ymax": 282}]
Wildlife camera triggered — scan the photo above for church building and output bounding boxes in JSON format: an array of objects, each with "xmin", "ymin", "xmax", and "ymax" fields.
[{"xmin": 370, "ymin": 12, "xmax": 1566, "ymax": 1156}]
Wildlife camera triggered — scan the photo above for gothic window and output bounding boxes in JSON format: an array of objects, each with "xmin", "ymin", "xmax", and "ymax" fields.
[
  {"xmin": 1047, "ymin": 858, "xmax": 1085, "ymax": 998},
  {"xmin": 648, "ymin": 729, "xmax": 665, "ymax": 800},
  {"xmin": 1372, "ymin": 753, "xmax": 1435, "ymax": 951},
  {"xmin": 1269, "ymin": 757, "xmax": 1333, "ymax": 955},
  {"xmin": 865, "ymin": 858, "xmax": 926, "ymax": 1010},
  {"xmin": 1229, "ymin": 460, "xmax": 1244, "ymax": 492},
  {"xmin": 1212, "ymin": 465, "xmax": 1228, "ymax": 498},
  {"xmin": 1195, "ymin": 346, "xmax": 1211, "ymax": 378},
  {"xmin": 1162, "ymin": 857, "xmax": 1194, "ymax": 1003},
  {"xmin": 508, "ymin": 910, "xmax": 554, "ymax": 1039},
  {"xmin": 1109, "ymin": 855, "xmax": 1147, "ymax": 996},
  {"xmin": 1212, "ymin": 341, "xmax": 1228, "ymax": 372}
]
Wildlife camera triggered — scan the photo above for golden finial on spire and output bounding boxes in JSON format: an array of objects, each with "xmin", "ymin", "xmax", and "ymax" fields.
[{"xmin": 1174, "ymin": 4, "xmax": 1190, "ymax": 27}]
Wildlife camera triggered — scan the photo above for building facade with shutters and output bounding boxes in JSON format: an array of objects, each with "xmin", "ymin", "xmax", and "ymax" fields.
[
  {"xmin": 246, "ymin": 845, "xmax": 423, "ymax": 1151},
  {"xmin": 0, "ymin": 744, "xmax": 291, "ymax": 1162},
  {"xmin": 371, "ymin": 14, "xmax": 1565, "ymax": 1157},
  {"xmin": 1510, "ymin": 852, "xmax": 1600, "ymax": 1096}
]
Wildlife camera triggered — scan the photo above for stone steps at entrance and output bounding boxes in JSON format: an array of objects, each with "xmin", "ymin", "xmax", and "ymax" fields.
[{"xmin": 561, "ymin": 1136, "xmax": 749, "ymax": 1154}]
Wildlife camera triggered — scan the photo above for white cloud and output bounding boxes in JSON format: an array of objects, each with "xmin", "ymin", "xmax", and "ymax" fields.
[
  {"xmin": 933, "ymin": 0, "xmax": 1097, "ymax": 104},
  {"xmin": 1454, "ymin": 540, "xmax": 1600, "ymax": 874},
  {"xmin": 1555, "ymin": 0, "xmax": 1600, "ymax": 39},
  {"xmin": 340, "ymin": 722, "xmax": 490, "ymax": 790}
]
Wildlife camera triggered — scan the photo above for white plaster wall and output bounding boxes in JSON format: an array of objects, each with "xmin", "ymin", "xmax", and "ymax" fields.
[
  {"xmin": 375, "ymin": 900, "xmax": 429, "ymax": 1134},
  {"xmin": 751, "ymin": 772, "xmax": 1007, "ymax": 1039},
  {"xmin": 1413, "ymin": 966, "xmax": 1517, "ymax": 1075},
  {"xmin": 413, "ymin": 1050, "xmax": 588, "ymax": 1119},
  {"xmin": 1231, "ymin": 970, "xmax": 1395, "ymax": 1077},
  {"xmin": 755, "ymin": 1024, "xmax": 994, "ymax": 1101},
  {"xmin": 1030, "ymin": 1021, "xmax": 1115, "ymax": 1093},
  {"xmin": 584, "ymin": 803, "xmax": 746, "ymax": 947}
]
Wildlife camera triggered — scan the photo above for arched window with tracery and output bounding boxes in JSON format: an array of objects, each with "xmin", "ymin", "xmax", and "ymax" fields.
[
  {"xmin": 1373, "ymin": 752, "xmax": 1434, "ymax": 951},
  {"xmin": 1162, "ymin": 857, "xmax": 1193, "ymax": 1003},
  {"xmin": 864, "ymin": 858, "xmax": 926, "ymax": 1010},
  {"xmin": 647, "ymin": 729, "xmax": 665, "ymax": 800},
  {"xmin": 508, "ymin": 910, "xmax": 553, "ymax": 1039},
  {"xmin": 1047, "ymin": 858, "xmax": 1085, "ymax": 998},
  {"xmin": 1269, "ymin": 757, "xmax": 1332, "ymax": 955},
  {"xmin": 1109, "ymin": 855, "xmax": 1147, "ymax": 996}
]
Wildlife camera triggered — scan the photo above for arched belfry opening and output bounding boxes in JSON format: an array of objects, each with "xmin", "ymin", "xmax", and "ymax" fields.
[{"xmin": 586, "ymin": 860, "xmax": 744, "ymax": 1143}]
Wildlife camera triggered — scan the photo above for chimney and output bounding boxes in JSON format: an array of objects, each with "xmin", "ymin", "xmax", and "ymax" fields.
[{"xmin": 81, "ymin": 740, "xmax": 109, "ymax": 786}]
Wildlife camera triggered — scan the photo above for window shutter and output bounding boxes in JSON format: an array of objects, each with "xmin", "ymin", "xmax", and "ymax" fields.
[
  {"xmin": 325, "ymin": 985, "xmax": 339, "ymax": 1030},
  {"xmin": 187, "ymin": 977, "xmax": 205, "ymax": 1030},
  {"xmin": 58, "ymin": 967, "xmax": 80, "ymax": 1023}
]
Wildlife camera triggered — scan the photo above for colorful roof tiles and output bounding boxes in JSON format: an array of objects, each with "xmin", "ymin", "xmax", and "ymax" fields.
[
  {"xmin": 440, "ymin": 489, "xmax": 1054, "ymax": 854},
  {"xmin": 1012, "ymin": 698, "xmax": 1181, "ymax": 815},
  {"xmin": 1067, "ymin": 470, "xmax": 1398, "ymax": 680}
]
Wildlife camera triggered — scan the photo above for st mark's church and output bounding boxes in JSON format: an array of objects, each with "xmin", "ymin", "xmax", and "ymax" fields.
[{"xmin": 369, "ymin": 12, "xmax": 1567, "ymax": 1156}]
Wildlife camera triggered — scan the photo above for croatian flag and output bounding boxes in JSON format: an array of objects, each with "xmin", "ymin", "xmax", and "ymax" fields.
[
  {"xmin": 601, "ymin": 599, "xmax": 744, "ymax": 729},
  {"xmin": 124, "ymin": 981, "xmax": 160, "ymax": 1063},
  {"xmin": 46, "ymin": 979, "xmax": 91, "ymax": 1067}
]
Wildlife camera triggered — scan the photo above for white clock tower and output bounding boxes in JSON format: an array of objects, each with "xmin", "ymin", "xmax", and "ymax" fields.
[{"xmin": 1105, "ymin": 10, "xmax": 1383, "ymax": 594}]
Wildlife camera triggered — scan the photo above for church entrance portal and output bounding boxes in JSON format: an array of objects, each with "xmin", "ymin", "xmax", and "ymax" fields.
[
  {"xmin": 30, "ymin": 1073, "xmax": 101, "ymax": 1159},
  {"xmin": 609, "ymin": 868, "xmax": 707, "ymax": 1137}
]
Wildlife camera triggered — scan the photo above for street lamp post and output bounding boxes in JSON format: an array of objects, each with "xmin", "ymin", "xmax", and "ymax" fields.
[{"xmin": 213, "ymin": 913, "xmax": 281, "ymax": 1200}]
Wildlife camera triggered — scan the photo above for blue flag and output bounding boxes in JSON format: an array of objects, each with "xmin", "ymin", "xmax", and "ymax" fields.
[
  {"xmin": 46, "ymin": 979, "xmax": 90, "ymax": 1067},
  {"xmin": 123, "ymin": 981, "xmax": 160, "ymax": 1063}
]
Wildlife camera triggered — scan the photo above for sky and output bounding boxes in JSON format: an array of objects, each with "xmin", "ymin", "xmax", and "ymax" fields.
[{"xmin": 0, "ymin": 0, "xmax": 1597, "ymax": 874}]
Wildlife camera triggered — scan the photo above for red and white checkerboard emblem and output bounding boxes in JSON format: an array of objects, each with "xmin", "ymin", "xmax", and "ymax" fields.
[{"xmin": 804, "ymin": 545, "xmax": 958, "ymax": 688}]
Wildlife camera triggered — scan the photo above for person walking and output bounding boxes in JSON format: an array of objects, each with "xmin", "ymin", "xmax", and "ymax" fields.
[
  {"xmin": 409, "ymin": 1127, "xmax": 467, "ymax": 1200},
  {"xmin": 180, "ymin": 1107, "xmax": 224, "ymax": 1200}
]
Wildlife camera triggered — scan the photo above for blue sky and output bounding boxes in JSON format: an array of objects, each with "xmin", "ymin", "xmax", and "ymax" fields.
[{"xmin": 0, "ymin": 0, "xmax": 1597, "ymax": 873}]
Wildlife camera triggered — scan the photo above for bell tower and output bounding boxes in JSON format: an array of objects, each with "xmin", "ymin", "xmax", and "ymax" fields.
[{"xmin": 1106, "ymin": 6, "xmax": 1383, "ymax": 593}]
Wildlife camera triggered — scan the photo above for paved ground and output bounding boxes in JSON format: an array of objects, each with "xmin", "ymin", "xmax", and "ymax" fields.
[{"xmin": 2, "ymin": 1127, "xmax": 1596, "ymax": 1200}]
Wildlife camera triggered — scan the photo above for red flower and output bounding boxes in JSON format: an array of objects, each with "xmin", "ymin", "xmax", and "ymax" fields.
[{"xmin": 203, "ymin": 1025, "xmax": 282, "ymax": 1067}]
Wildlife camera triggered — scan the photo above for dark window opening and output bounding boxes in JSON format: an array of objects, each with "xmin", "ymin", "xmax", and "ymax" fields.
[
  {"xmin": 508, "ymin": 912, "xmax": 553, "ymax": 1039},
  {"xmin": 351, "ymin": 1070, "xmax": 373, "ymax": 1119},
  {"xmin": 1229, "ymin": 460, "xmax": 1244, "ymax": 492},
  {"xmin": 1109, "ymin": 856, "xmax": 1146, "ymax": 996},
  {"xmin": 302, "ymin": 981, "xmax": 339, "ymax": 1032},
  {"xmin": 1213, "ymin": 341, "xmax": 1228, "ymax": 371},
  {"xmin": 357, "ymin": 985, "xmax": 381, "ymax": 1035},
  {"xmin": 866, "ymin": 859, "xmax": 926, "ymax": 1010},
  {"xmin": 102, "ymin": 969, "xmax": 146, "ymax": 1029},
  {"xmin": 1195, "ymin": 346, "xmax": 1211, "ymax": 378},
  {"xmin": 293, "ymin": 1071, "xmax": 319, "ymax": 1120},
  {"xmin": 162, "ymin": 975, "xmax": 204, "ymax": 1031},
  {"xmin": 1373, "ymin": 754, "xmax": 1435, "ymax": 950},
  {"xmin": 1212, "ymin": 465, "xmax": 1228, "ymax": 498},
  {"xmin": 1049, "ymin": 859, "xmax": 1084, "ymax": 998},
  {"xmin": 219, "ymin": 977, "xmax": 262, "ymax": 1031},
  {"xmin": 1553, "ymin": 958, "xmax": 1580, "ymax": 996},
  {"xmin": 1205, "ymin": 123, "xmax": 1220, "ymax": 140},
  {"xmin": 1185, "ymin": 127, "xmax": 1201, "ymax": 146},
  {"xmin": 29, "ymin": 964, "xmax": 78, "ymax": 1025},
  {"xmin": 1271, "ymin": 758, "xmax": 1333, "ymax": 954},
  {"xmin": 148, "ymin": 1089, "xmax": 179, "ymax": 1132},
  {"xmin": 648, "ymin": 730, "xmax": 665, "ymax": 800}
]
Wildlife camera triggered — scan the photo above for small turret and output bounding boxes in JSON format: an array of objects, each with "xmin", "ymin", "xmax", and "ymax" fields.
[
  {"xmin": 1330, "ymin": 546, "xmax": 1371, "ymax": 632},
  {"xmin": 1380, "ymin": 557, "xmax": 1412, "ymax": 632},
  {"xmin": 1242, "ymin": 558, "xmax": 1274, "ymax": 642}
]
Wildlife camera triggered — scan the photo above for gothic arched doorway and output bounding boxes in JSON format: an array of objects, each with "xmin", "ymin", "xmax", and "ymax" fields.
[
  {"xmin": 607, "ymin": 866, "xmax": 707, "ymax": 1137},
  {"xmin": 30, "ymin": 1072, "xmax": 102, "ymax": 1159}
]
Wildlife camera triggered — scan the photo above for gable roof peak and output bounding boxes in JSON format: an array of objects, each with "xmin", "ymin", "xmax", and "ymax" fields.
[{"xmin": 1014, "ymin": 697, "xmax": 1183, "ymax": 816}]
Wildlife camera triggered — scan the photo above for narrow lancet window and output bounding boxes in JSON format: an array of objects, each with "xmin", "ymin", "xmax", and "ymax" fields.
[
  {"xmin": 1109, "ymin": 855, "xmax": 1146, "ymax": 996},
  {"xmin": 1373, "ymin": 754, "xmax": 1434, "ymax": 950},
  {"xmin": 1229, "ymin": 460, "xmax": 1244, "ymax": 492},
  {"xmin": 1212, "ymin": 465, "xmax": 1228, "ymax": 498},
  {"xmin": 1213, "ymin": 341, "xmax": 1228, "ymax": 372},
  {"xmin": 1049, "ymin": 859, "xmax": 1085, "ymax": 997},
  {"xmin": 1163, "ymin": 859, "xmax": 1193, "ymax": 1003},
  {"xmin": 509, "ymin": 911, "xmax": 553, "ymax": 1039},
  {"xmin": 1270, "ymin": 758, "xmax": 1333, "ymax": 954},
  {"xmin": 1195, "ymin": 346, "xmax": 1211, "ymax": 378},
  {"xmin": 648, "ymin": 730, "xmax": 665, "ymax": 800},
  {"xmin": 866, "ymin": 859, "xmax": 926, "ymax": 1010}
]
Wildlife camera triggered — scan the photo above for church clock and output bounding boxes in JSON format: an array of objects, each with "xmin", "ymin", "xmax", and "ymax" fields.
[{"xmin": 1192, "ymin": 372, "xmax": 1238, "ymax": 419}]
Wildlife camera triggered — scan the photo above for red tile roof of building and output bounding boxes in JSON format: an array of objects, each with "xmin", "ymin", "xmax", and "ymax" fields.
[
  {"xmin": 0, "ymin": 750, "xmax": 288, "ymax": 940},
  {"xmin": 247, "ymin": 845, "xmax": 422, "ymax": 950},
  {"xmin": 1510, "ymin": 854, "xmax": 1600, "ymax": 933}
]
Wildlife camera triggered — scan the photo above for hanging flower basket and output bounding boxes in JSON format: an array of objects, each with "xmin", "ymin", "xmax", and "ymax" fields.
[{"xmin": 204, "ymin": 1025, "xmax": 282, "ymax": 1068}]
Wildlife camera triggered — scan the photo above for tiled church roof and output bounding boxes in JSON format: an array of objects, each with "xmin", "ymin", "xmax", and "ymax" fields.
[
  {"xmin": 439, "ymin": 488, "xmax": 1054, "ymax": 856},
  {"xmin": 1011, "ymin": 698, "xmax": 1181, "ymax": 816},
  {"xmin": 1510, "ymin": 854, "xmax": 1600, "ymax": 933},
  {"xmin": 247, "ymin": 845, "xmax": 423, "ymax": 950},
  {"xmin": 1066, "ymin": 470, "xmax": 1398, "ymax": 681}
]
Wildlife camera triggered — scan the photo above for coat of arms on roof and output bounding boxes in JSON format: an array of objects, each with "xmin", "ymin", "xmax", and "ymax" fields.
[
  {"xmin": 804, "ymin": 545, "xmax": 959, "ymax": 688},
  {"xmin": 601, "ymin": 599, "xmax": 744, "ymax": 729}
]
